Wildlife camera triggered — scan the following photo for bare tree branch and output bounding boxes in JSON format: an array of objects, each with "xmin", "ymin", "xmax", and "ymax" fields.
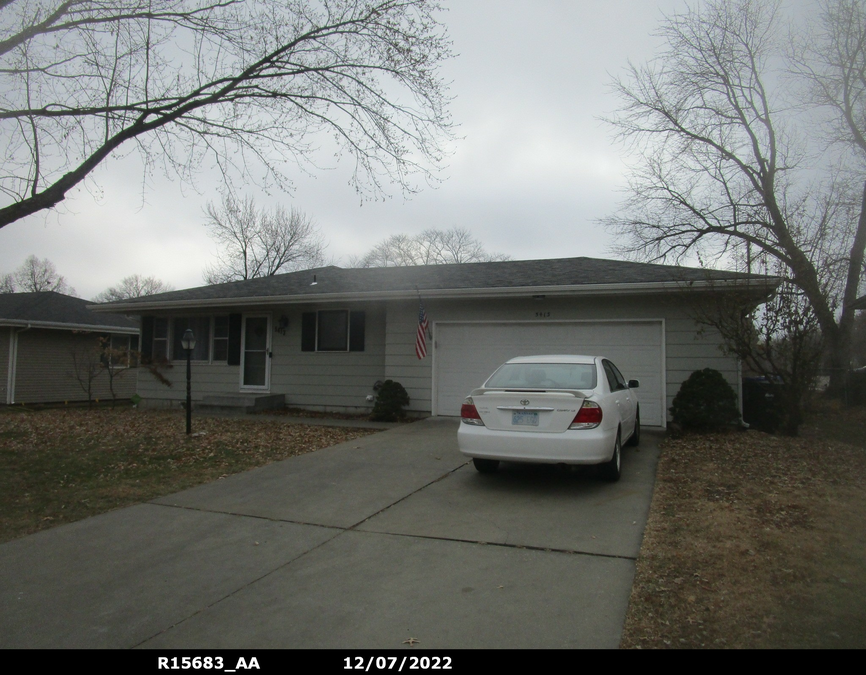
[
  {"xmin": 350, "ymin": 227, "xmax": 509, "ymax": 267},
  {"xmin": 603, "ymin": 0, "xmax": 866, "ymax": 392},
  {"xmin": 0, "ymin": 0, "xmax": 455, "ymax": 229},
  {"xmin": 2, "ymin": 254, "xmax": 75, "ymax": 294},
  {"xmin": 92, "ymin": 274, "xmax": 174, "ymax": 302},
  {"xmin": 202, "ymin": 193, "xmax": 326, "ymax": 283}
]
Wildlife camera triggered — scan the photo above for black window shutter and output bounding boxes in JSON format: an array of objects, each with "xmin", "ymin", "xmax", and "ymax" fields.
[
  {"xmin": 227, "ymin": 314, "xmax": 242, "ymax": 365},
  {"xmin": 301, "ymin": 312, "xmax": 316, "ymax": 352},
  {"xmin": 140, "ymin": 316, "xmax": 154, "ymax": 361},
  {"xmin": 349, "ymin": 311, "xmax": 365, "ymax": 352}
]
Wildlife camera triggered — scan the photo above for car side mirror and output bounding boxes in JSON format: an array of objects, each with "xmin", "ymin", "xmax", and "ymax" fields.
[{"xmin": 628, "ymin": 379, "xmax": 640, "ymax": 389}]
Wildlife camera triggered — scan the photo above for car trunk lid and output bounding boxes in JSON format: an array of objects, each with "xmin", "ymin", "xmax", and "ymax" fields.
[{"xmin": 469, "ymin": 388, "xmax": 587, "ymax": 432}]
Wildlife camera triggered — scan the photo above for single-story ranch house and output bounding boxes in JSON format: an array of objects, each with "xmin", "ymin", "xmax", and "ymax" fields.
[
  {"xmin": 93, "ymin": 257, "xmax": 777, "ymax": 427},
  {"xmin": 2, "ymin": 291, "xmax": 140, "ymax": 405}
]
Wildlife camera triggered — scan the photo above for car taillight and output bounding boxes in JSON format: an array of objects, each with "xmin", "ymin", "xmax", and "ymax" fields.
[
  {"xmin": 570, "ymin": 400, "xmax": 602, "ymax": 429},
  {"xmin": 461, "ymin": 397, "xmax": 485, "ymax": 426}
]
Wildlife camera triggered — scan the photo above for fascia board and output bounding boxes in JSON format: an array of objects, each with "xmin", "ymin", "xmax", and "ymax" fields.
[{"xmin": 89, "ymin": 277, "xmax": 781, "ymax": 313}]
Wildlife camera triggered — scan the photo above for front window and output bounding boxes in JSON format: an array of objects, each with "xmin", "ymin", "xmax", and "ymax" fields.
[
  {"xmin": 152, "ymin": 318, "xmax": 169, "ymax": 361},
  {"xmin": 317, "ymin": 310, "xmax": 349, "ymax": 351},
  {"xmin": 212, "ymin": 316, "xmax": 229, "ymax": 362},
  {"xmin": 172, "ymin": 317, "xmax": 211, "ymax": 361},
  {"xmin": 301, "ymin": 310, "xmax": 365, "ymax": 352}
]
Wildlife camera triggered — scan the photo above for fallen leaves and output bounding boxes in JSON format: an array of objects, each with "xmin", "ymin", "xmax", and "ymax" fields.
[
  {"xmin": 0, "ymin": 407, "xmax": 377, "ymax": 543},
  {"xmin": 620, "ymin": 420, "xmax": 866, "ymax": 649}
]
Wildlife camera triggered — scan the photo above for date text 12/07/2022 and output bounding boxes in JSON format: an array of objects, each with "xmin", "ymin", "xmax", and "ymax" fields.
[{"xmin": 344, "ymin": 656, "xmax": 453, "ymax": 671}]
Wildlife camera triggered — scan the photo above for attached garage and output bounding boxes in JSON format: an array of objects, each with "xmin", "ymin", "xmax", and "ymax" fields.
[{"xmin": 433, "ymin": 320, "xmax": 665, "ymax": 424}]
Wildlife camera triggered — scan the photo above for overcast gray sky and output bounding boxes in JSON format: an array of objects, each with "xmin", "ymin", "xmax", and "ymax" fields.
[{"xmin": 1, "ymin": 0, "xmax": 700, "ymax": 299}]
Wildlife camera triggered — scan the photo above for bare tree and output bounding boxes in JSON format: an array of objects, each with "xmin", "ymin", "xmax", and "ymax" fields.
[
  {"xmin": 97, "ymin": 335, "xmax": 135, "ymax": 406},
  {"xmin": 68, "ymin": 339, "xmax": 103, "ymax": 406},
  {"xmin": 0, "ymin": 1, "xmax": 455, "ymax": 230},
  {"xmin": 604, "ymin": 0, "xmax": 866, "ymax": 392},
  {"xmin": 693, "ymin": 268, "xmax": 823, "ymax": 436},
  {"xmin": 203, "ymin": 194, "xmax": 326, "ymax": 284},
  {"xmin": 93, "ymin": 274, "xmax": 174, "ymax": 302},
  {"xmin": 4, "ymin": 255, "xmax": 75, "ymax": 294},
  {"xmin": 350, "ymin": 227, "xmax": 509, "ymax": 267}
]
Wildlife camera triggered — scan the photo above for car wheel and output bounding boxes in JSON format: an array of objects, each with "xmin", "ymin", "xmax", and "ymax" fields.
[
  {"xmin": 626, "ymin": 407, "xmax": 641, "ymax": 447},
  {"xmin": 473, "ymin": 458, "xmax": 500, "ymax": 474},
  {"xmin": 600, "ymin": 431, "xmax": 622, "ymax": 482}
]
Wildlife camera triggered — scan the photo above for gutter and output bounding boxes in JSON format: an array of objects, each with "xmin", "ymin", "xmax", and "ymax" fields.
[
  {"xmin": 6, "ymin": 324, "xmax": 30, "ymax": 405},
  {"xmin": 89, "ymin": 277, "xmax": 782, "ymax": 313},
  {"xmin": 0, "ymin": 320, "xmax": 139, "ymax": 334}
]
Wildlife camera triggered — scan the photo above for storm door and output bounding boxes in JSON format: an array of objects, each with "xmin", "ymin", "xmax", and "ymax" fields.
[{"xmin": 241, "ymin": 315, "xmax": 271, "ymax": 390}]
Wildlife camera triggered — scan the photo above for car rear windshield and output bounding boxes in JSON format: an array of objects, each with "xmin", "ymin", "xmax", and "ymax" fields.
[{"xmin": 484, "ymin": 363, "xmax": 597, "ymax": 390}]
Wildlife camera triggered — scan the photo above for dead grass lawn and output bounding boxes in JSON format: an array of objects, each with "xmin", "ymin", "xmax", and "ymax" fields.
[
  {"xmin": 0, "ymin": 407, "xmax": 377, "ymax": 544},
  {"xmin": 621, "ymin": 402, "xmax": 866, "ymax": 649}
]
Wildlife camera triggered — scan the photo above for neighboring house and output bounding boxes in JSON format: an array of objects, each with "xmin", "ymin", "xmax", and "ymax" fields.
[
  {"xmin": 92, "ymin": 257, "xmax": 778, "ymax": 427},
  {"xmin": 1, "ymin": 292, "xmax": 140, "ymax": 405}
]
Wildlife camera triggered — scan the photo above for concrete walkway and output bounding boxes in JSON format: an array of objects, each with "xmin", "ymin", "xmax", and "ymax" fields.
[{"xmin": 0, "ymin": 418, "xmax": 661, "ymax": 649}]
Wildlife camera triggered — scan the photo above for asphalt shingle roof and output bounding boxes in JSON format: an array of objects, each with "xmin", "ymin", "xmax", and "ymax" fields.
[
  {"xmin": 0, "ymin": 292, "xmax": 138, "ymax": 330},
  {"xmin": 97, "ymin": 256, "xmax": 772, "ymax": 308}
]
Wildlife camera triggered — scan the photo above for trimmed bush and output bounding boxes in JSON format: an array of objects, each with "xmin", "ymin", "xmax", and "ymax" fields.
[
  {"xmin": 371, "ymin": 380, "xmax": 410, "ymax": 422},
  {"xmin": 670, "ymin": 368, "xmax": 740, "ymax": 432}
]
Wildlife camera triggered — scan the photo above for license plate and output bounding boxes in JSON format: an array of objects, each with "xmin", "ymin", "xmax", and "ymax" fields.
[{"xmin": 512, "ymin": 411, "xmax": 539, "ymax": 426}]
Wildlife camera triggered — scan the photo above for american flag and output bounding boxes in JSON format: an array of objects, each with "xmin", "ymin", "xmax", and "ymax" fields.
[{"xmin": 415, "ymin": 300, "xmax": 429, "ymax": 359}]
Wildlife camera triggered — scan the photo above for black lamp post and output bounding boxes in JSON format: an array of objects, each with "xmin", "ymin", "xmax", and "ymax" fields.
[{"xmin": 181, "ymin": 329, "xmax": 196, "ymax": 435}]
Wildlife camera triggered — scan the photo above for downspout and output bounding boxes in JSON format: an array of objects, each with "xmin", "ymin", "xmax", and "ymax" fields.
[{"xmin": 7, "ymin": 324, "xmax": 30, "ymax": 405}]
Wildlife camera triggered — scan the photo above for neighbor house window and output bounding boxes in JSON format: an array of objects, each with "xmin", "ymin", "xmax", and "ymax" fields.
[
  {"xmin": 301, "ymin": 310, "xmax": 365, "ymax": 352},
  {"xmin": 172, "ymin": 317, "xmax": 211, "ymax": 361},
  {"xmin": 109, "ymin": 334, "xmax": 139, "ymax": 368},
  {"xmin": 212, "ymin": 316, "xmax": 229, "ymax": 362}
]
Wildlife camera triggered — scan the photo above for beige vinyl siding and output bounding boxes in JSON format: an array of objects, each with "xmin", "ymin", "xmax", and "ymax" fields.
[
  {"xmin": 136, "ymin": 311, "xmax": 243, "ymax": 405},
  {"xmin": 385, "ymin": 300, "xmax": 433, "ymax": 413},
  {"xmin": 11, "ymin": 328, "xmax": 137, "ymax": 404},
  {"xmin": 132, "ymin": 289, "xmax": 741, "ymax": 421},
  {"xmin": 664, "ymin": 316, "xmax": 737, "ymax": 389},
  {"xmin": 136, "ymin": 361, "xmax": 241, "ymax": 405},
  {"xmin": 0, "ymin": 328, "xmax": 10, "ymax": 403},
  {"xmin": 137, "ymin": 304, "xmax": 387, "ymax": 413},
  {"xmin": 270, "ymin": 304, "xmax": 386, "ymax": 411}
]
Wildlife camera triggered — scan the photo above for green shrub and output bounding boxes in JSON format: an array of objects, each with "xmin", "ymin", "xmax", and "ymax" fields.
[
  {"xmin": 371, "ymin": 380, "xmax": 410, "ymax": 422},
  {"xmin": 670, "ymin": 368, "xmax": 740, "ymax": 432}
]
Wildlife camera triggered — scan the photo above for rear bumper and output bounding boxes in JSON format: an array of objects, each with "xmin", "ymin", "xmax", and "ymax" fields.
[{"xmin": 457, "ymin": 423, "xmax": 617, "ymax": 465}]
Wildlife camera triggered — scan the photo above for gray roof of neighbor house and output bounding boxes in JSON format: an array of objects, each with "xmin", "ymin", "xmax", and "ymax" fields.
[
  {"xmin": 91, "ymin": 256, "xmax": 780, "ymax": 312},
  {"xmin": 0, "ymin": 292, "xmax": 139, "ymax": 332}
]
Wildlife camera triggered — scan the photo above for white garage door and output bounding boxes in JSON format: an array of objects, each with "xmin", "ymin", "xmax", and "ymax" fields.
[{"xmin": 434, "ymin": 321, "xmax": 664, "ymax": 426}]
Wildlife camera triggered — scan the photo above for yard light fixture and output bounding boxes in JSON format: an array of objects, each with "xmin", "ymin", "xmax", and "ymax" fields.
[{"xmin": 182, "ymin": 329, "xmax": 196, "ymax": 435}]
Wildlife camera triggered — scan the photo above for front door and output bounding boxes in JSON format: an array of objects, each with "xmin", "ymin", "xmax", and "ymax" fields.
[{"xmin": 241, "ymin": 315, "xmax": 271, "ymax": 390}]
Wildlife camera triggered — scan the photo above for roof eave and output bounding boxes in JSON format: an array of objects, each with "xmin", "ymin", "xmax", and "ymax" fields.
[{"xmin": 89, "ymin": 277, "xmax": 780, "ymax": 314}]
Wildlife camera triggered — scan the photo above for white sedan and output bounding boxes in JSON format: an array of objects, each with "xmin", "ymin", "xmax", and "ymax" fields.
[{"xmin": 457, "ymin": 355, "xmax": 640, "ymax": 481}]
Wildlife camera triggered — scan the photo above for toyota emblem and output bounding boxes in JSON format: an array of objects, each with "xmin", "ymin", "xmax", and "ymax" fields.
[{"xmin": 520, "ymin": 399, "xmax": 530, "ymax": 406}]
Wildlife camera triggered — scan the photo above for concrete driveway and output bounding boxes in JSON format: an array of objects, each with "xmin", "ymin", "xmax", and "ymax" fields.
[{"xmin": 0, "ymin": 418, "xmax": 661, "ymax": 649}]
